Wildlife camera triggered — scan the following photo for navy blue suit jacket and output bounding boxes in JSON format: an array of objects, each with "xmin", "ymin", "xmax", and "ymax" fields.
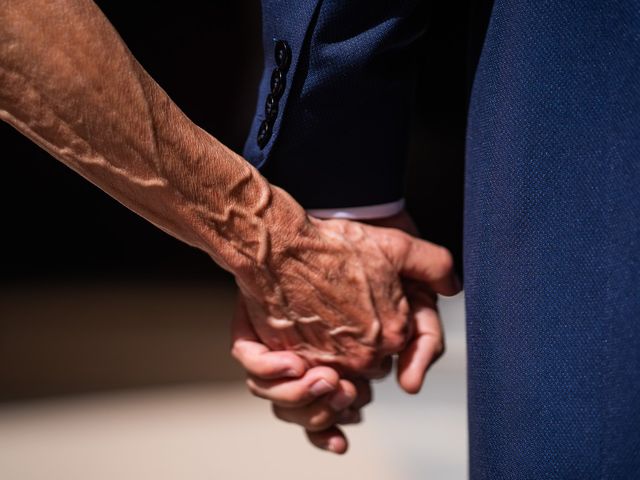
[
  {"xmin": 243, "ymin": 0, "xmax": 428, "ymax": 209},
  {"xmin": 245, "ymin": 1, "xmax": 640, "ymax": 479}
]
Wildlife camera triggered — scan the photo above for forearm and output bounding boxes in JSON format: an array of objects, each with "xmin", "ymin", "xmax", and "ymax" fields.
[{"xmin": 0, "ymin": 0, "xmax": 308, "ymax": 278}]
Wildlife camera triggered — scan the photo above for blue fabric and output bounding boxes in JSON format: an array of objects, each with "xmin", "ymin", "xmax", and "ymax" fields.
[
  {"xmin": 244, "ymin": 0, "xmax": 426, "ymax": 208},
  {"xmin": 250, "ymin": 0, "xmax": 640, "ymax": 477},
  {"xmin": 243, "ymin": 0, "xmax": 319, "ymax": 167},
  {"xmin": 465, "ymin": 1, "xmax": 640, "ymax": 478}
]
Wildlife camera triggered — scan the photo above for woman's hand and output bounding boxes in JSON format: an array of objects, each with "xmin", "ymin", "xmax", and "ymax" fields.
[
  {"xmin": 231, "ymin": 294, "xmax": 370, "ymax": 454},
  {"xmin": 230, "ymin": 211, "xmax": 455, "ymax": 453}
]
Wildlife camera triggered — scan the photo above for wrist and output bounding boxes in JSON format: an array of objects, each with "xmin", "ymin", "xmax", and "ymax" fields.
[
  {"xmin": 149, "ymin": 110, "xmax": 312, "ymax": 289},
  {"xmin": 203, "ymin": 174, "xmax": 314, "ymax": 296}
]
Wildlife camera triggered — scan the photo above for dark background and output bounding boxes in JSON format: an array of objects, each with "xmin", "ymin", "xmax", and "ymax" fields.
[
  {"xmin": 0, "ymin": 2, "xmax": 263, "ymax": 282},
  {"xmin": 0, "ymin": 1, "xmax": 468, "ymax": 400}
]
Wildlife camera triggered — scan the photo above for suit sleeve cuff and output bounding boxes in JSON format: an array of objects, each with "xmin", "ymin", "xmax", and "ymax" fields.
[{"xmin": 306, "ymin": 199, "xmax": 405, "ymax": 220}]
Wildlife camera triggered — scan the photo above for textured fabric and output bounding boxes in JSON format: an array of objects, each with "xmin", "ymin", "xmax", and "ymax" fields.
[
  {"xmin": 250, "ymin": 0, "xmax": 640, "ymax": 477},
  {"xmin": 465, "ymin": 1, "xmax": 640, "ymax": 478},
  {"xmin": 244, "ymin": 0, "xmax": 427, "ymax": 208},
  {"xmin": 243, "ymin": 0, "xmax": 319, "ymax": 167}
]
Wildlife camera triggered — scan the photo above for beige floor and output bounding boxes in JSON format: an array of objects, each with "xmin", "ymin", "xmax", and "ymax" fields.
[{"xmin": 0, "ymin": 289, "xmax": 467, "ymax": 480}]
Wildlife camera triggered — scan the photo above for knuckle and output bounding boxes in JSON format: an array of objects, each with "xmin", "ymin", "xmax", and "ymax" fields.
[
  {"xmin": 347, "ymin": 350, "xmax": 377, "ymax": 373},
  {"xmin": 310, "ymin": 367, "xmax": 340, "ymax": 387},
  {"xmin": 387, "ymin": 332, "xmax": 407, "ymax": 353},
  {"xmin": 339, "ymin": 380, "xmax": 358, "ymax": 402}
]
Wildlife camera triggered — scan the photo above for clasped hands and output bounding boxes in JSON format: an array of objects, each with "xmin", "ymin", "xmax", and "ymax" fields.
[{"xmin": 230, "ymin": 210, "xmax": 460, "ymax": 454}]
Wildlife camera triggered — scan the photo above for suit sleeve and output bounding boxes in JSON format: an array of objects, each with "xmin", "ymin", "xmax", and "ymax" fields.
[{"xmin": 243, "ymin": 0, "xmax": 428, "ymax": 209}]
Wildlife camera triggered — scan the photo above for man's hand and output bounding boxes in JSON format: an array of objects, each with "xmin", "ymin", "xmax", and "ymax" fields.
[
  {"xmin": 235, "ymin": 206, "xmax": 460, "ymax": 378},
  {"xmin": 232, "ymin": 278, "xmax": 447, "ymax": 454},
  {"xmin": 232, "ymin": 210, "xmax": 459, "ymax": 453},
  {"xmin": 0, "ymin": 0, "xmax": 456, "ymax": 383},
  {"xmin": 0, "ymin": 1, "xmax": 456, "ymax": 452}
]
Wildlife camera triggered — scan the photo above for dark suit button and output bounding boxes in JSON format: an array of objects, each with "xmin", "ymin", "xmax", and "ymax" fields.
[
  {"xmin": 265, "ymin": 94, "xmax": 278, "ymax": 121},
  {"xmin": 257, "ymin": 120, "xmax": 272, "ymax": 149},
  {"xmin": 270, "ymin": 68, "xmax": 286, "ymax": 99},
  {"xmin": 274, "ymin": 40, "xmax": 291, "ymax": 71}
]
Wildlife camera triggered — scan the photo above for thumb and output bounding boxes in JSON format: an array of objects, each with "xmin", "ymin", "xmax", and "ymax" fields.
[
  {"xmin": 231, "ymin": 292, "xmax": 306, "ymax": 379},
  {"xmin": 396, "ymin": 286, "xmax": 444, "ymax": 394},
  {"xmin": 368, "ymin": 226, "xmax": 461, "ymax": 296}
]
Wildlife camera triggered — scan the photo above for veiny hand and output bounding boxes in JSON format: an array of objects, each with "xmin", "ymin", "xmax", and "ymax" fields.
[
  {"xmin": 236, "ymin": 206, "xmax": 460, "ymax": 378},
  {"xmin": 232, "ymin": 210, "xmax": 459, "ymax": 453},
  {"xmin": 233, "ymin": 276, "xmax": 446, "ymax": 454},
  {"xmin": 362, "ymin": 210, "xmax": 451, "ymax": 393},
  {"xmin": 231, "ymin": 295, "xmax": 370, "ymax": 454}
]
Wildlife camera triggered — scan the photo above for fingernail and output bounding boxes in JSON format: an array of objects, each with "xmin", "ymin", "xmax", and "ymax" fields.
[
  {"xmin": 310, "ymin": 379, "xmax": 334, "ymax": 397},
  {"xmin": 327, "ymin": 438, "xmax": 342, "ymax": 453},
  {"xmin": 329, "ymin": 391, "xmax": 352, "ymax": 411}
]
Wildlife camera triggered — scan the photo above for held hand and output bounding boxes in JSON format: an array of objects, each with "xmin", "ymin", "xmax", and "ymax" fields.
[
  {"xmin": 236, "ymin": 202, "xmax": 460, "ymax": 378},
  {"xmin": 232, "ymin": 284, "xmax": 444, "ymax": 454},
  {"xmin": 362, "ymin": 210, "xmax": 450, "ymax": 393},
  {"xmin": 231, "ymin": 210, "xmax": 459, "ymax": 453},
  {"xmin": 231, "ymin": 295, "xmax": 370, "ymax": 454}
]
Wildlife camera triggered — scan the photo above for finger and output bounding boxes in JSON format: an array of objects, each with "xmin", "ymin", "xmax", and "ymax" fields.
[
  {"xmin": 232, "ymin": 339, "xmax": 306, "ymax": 379},
  {"xmin": 306, "ymin": 427, "xmax": 349, "ymax": 454},
  {"xmin": 231, "ymin": 294, "xmax": 306, "ymax": 379},
  {"xmin": 327, "ymin": 379, "xmax": 358, "ymax": 411},
  {"xmin": 400, "ymin": 237, "xmax": 461, "ymax": 296},
  {"xmin": 397, "ymin": 291, "xmax": 445, "ymax": 394},
  {"xmin": 351, "ymin": 378, "xmax": 373, "ymax": 410},
  {"xmin": 363, "ymin": 355, "xmax": 393, "ymax": 380},
  {"xmin": 230, "ymin": 293, "xmax": 260, "ymax": 342},
  {"xmin": 272, "ymin": 380, "xmax": 357, "ymax": 431},
  {"xmin": 273, "ymin": 401, "xmax": 336, "ymax": 432},
  {"xmin": 369, "ymin": 227, "xmax": 461, "ymax": 296},
  {"xmin": 247, "ymin": 366, "xmax": 339, "ymax": 407},
  {"xmin": 336, "ymin": 408, "xmax": 362, "ymax": 425}
]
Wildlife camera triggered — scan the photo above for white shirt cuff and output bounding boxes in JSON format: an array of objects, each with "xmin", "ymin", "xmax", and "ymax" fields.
[{"xmin": 306, "ymin": 199, "xmax": 405, "ymax": 220}]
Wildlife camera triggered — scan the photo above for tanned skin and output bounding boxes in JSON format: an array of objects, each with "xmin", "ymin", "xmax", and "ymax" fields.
[{"xmin": 0, "ymin": 0, "xmax": 459, "ymax": 378}]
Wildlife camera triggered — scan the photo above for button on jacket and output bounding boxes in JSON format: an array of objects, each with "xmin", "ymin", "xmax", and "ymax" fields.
[
  {"xmin": 244, "ymin": 2, "xmax": 640, "ymax": 479},
  {"xmin": 243, "ymin": 0, "xmax": 424, "ymax": 209}
]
